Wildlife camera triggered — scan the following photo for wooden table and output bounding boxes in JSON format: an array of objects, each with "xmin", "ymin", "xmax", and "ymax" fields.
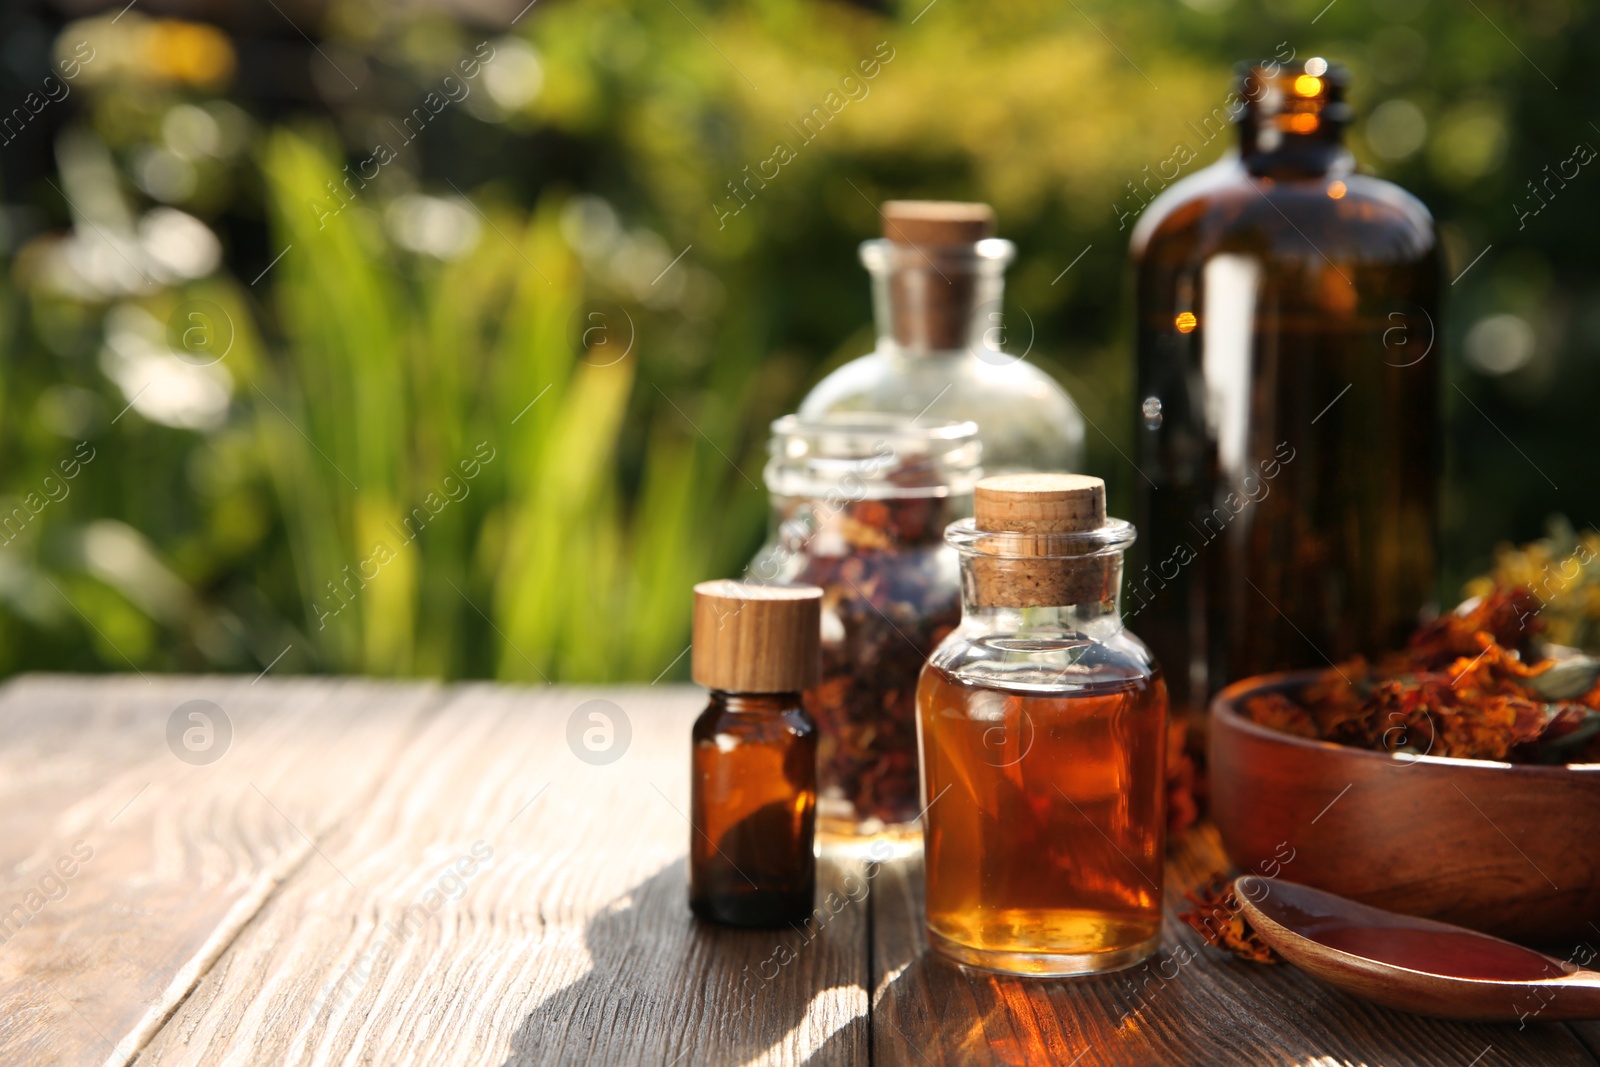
[{"xmin": 2, "ymin": 675, "xmax": 1596, "ymax": 1066}]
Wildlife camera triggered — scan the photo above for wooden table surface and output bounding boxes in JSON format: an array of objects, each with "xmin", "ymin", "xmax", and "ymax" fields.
[{"xmin": 2, "ymin": 674, "xmax": 1596, "ymax": 1066}]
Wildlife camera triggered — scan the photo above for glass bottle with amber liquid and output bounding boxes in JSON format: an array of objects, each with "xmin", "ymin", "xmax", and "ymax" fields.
[
  {"xmin": 1130, "ymin": 58, "xmax": 1439, "ymax": 718},
  {"xmin": 689, "ymin": 580, "xmax": 822, "ymax": 927},
  {"xmin": 917, "ymin": 474, "xmax": 1167, "ymax": 975}
]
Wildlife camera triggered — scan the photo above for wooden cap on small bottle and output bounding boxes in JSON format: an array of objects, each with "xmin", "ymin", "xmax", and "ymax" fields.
[
  {"xmin": 969, "ymin": 474, "xmax": 1117, "ymax": 608},
  {"xmin": 882, "ymin": 201, "xmax": 996, "ymax": 247},
  {"xmin": 692, "ymin": 580, "xmax": 822, "ymax": 693}
]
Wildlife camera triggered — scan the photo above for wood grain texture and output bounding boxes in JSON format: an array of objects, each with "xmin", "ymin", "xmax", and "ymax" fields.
[
  {"xmin": 0, "ymin": 674, "xmax": 442, "ymax": 1066},
  {"xmin": 1573, "ymin": 1022, "xmax": 1600, "ymax": 1060},
  {"xmin": 871, "ymin": 823, "xmax": 1599, "ymax": 1067},
  {"xmin": 2, "ymin": 676, "xmax": 1593, "ymax": 1066},
  {"xmin": 692, "ymin": 581, "xmax": 822, "ymax": 693},
  {"xmin": 137, "ymin": 684, "xmax": 868, "ymax": 1067}
]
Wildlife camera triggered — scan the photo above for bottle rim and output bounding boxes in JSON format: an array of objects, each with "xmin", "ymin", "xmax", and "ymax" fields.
[
  {"xmin": 1233, "ymin": 56, "xmax": 1353, "ymax": 131},
  {"xmin": 858, "ymin": 237, "xmax": 1016, "ymax": 275},
  {"xmin": 943, "ymin": 515, "xmax": 1137, "ymax": 558},
  {"xmin": 764, "ymin": 412, "xmax": 982, "ymax": 499}
]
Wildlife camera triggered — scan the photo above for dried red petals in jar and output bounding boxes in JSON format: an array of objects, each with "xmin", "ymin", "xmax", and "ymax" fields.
[{"xmin": 752, "ymin": 415, "xmax": 978, "ymax": 851}]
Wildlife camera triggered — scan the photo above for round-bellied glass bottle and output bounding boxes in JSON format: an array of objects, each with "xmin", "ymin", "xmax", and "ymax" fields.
[
  {"xmin": 689, "ymin": 580, "xmax": 822, "ymax": 927},
  {"xmin": 917, "ymin": 474, "xmax": 1168, "ymax": 976},
  {"xmin": 799, "ymin": 200, "xmax": 1085, "ymax": 476},
  {"xmin": 1130, "ymin": 58, "xmax": 1439, "ymax": 719}
]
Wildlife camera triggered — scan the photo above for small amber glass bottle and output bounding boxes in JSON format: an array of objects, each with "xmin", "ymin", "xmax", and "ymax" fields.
[
  {"xmin": 917, "ymin": 475, "xmax": 1167, "ymax": 975},
  {"xmin": 689, "ymin": 580, "xmax": 822, "ymax": 927}
]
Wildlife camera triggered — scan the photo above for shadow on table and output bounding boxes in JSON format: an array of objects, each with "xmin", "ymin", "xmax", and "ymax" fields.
[{"xmin": 501, "ymin": 858, "xmax": 865, "ymax": 1066}]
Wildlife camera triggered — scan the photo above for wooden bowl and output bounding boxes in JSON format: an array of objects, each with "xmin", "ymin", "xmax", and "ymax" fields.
[{"xmin": 1209, "ymin": 670, "xmax": 1600, "ymax": 945}]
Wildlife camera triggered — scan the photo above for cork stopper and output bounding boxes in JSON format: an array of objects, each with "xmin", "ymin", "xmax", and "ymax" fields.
[
  {"xmin": 880, "ymin": 200, "xmax": 995, "ymax": 352},
  {"xmin": 968, "ymin": 474, "xmax": 1118, "ymax": 608},
  {"xmin": 975, "ymin": 473, "xmax": 1106, "ymax": 533},
  {"xmin": 692, "ymin": 580, "xmax": 822, "ymax": 693},
  {"xmin": 882, "ymin": 201, "xmax": 996, "ymax": 247}
]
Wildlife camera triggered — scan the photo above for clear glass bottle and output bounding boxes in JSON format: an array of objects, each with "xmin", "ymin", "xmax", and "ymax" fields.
[
  {"xmin": 751, "ymin": 413, "xmax": 980, "ymax": 854},
  {"xmin": 799, "ymin": 200, "xmax": 1085, "ymax": 475},
  {"xmin": 1130, "ymin": 59, "xmax": 1439, "ymax": 718},
  {"xmin": 689, "ymin": 580, "xmax": 822, "ymax": 927},
  {"xmin": 917, "ymin": 474, "xmax": 1167, "ymax": 976}
]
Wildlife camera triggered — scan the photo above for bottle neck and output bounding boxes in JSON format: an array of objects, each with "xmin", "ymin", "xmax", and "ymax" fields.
[
  {"xmin": 956, "ymin": 552, "xmax": 1126, "ymax": 640},
  {"xmin": 862, "ymin": 238, "xmax": 1015, "ymax": 356},
  {"xmin": 956, "ymin": 602, "xmax": 1125, "ymax": 642},
  {"xmin": 1236, "ymin": 59, "xmax": 1353, "ymax": 179},
  {"xmin": 710, "ymin": 691, "xmax": 803, "ymax": 715}
]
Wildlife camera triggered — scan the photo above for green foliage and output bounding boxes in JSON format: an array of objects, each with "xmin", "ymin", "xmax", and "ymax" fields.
[
  {"xmin": 0, "ymin": 0, "xmax": 1594, "ymax": 679},
  {"xmin": 249, "ymin": 129, "xmax": 743, "ymax": 680}
]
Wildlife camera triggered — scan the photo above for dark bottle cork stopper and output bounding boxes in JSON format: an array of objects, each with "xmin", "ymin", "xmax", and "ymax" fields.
[
  {"xmin": 692, "ymin": 580, "xmax": 822, "ymax": 693},
  {"xmin": 880, "ymin": 200, "xmax": 995, "ymax": 353},
  {"xmin": 968, "ymin": 474, "xmax": 1117, "ymax": 608},
  {"xmin": 882, "ymin": 201, "xmax": 996, "ymax": 247}
]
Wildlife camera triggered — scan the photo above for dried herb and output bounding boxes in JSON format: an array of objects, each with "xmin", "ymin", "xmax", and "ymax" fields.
[
  {"xmin": 1241, "ymin": 586, "xmax": 1600, "ymax": 764},
  {"xmin": 782, "ymin": 494, "xmax": 962, "ymax": 831},
  {"xmin": 1179, "ymin": 873, "xmax": 1279, "ymax": 964},
  {"xmin": 1383, "ymin": 583, "xmax": 1544, "ymax": 673},
  {"xmin": 1166, "ymin": 716, "xmax": 1199, "ymax": 839}
]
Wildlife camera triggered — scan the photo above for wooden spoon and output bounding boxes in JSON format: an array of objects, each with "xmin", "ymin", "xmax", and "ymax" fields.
[{"xmin": 1233, "ymin": 875, "xmax": 1600, "ymax": 1022}]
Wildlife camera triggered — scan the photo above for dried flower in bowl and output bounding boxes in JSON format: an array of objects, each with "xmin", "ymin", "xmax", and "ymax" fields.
[{"xmin": 1240, "ymin": 587, "xmax": 1600, "ymax": 765}]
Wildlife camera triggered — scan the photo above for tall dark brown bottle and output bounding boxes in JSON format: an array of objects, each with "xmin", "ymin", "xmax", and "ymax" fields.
[{"xmin": 1130, "ymin": 58, "xmax": 1439, "ymax": 717}]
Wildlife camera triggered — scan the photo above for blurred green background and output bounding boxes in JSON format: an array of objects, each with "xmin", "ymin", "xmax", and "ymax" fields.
[{"xmin": 0, "ymin": 0, "xmax": 1592, "ymax": 682}]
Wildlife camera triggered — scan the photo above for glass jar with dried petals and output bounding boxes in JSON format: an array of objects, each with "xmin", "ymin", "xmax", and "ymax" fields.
[{"xmin": 751, "ymin": 414, "xmax": 980, "ymax": 855}]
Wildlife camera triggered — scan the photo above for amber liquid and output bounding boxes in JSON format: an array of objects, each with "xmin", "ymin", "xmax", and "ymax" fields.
[
  {"xmin": 689, "ymin": 693, "xmax": 817, "ymax": 927},
  {"xmin": 916, "ymin": 663, "xmax": 1167, "ymax": 974}
]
